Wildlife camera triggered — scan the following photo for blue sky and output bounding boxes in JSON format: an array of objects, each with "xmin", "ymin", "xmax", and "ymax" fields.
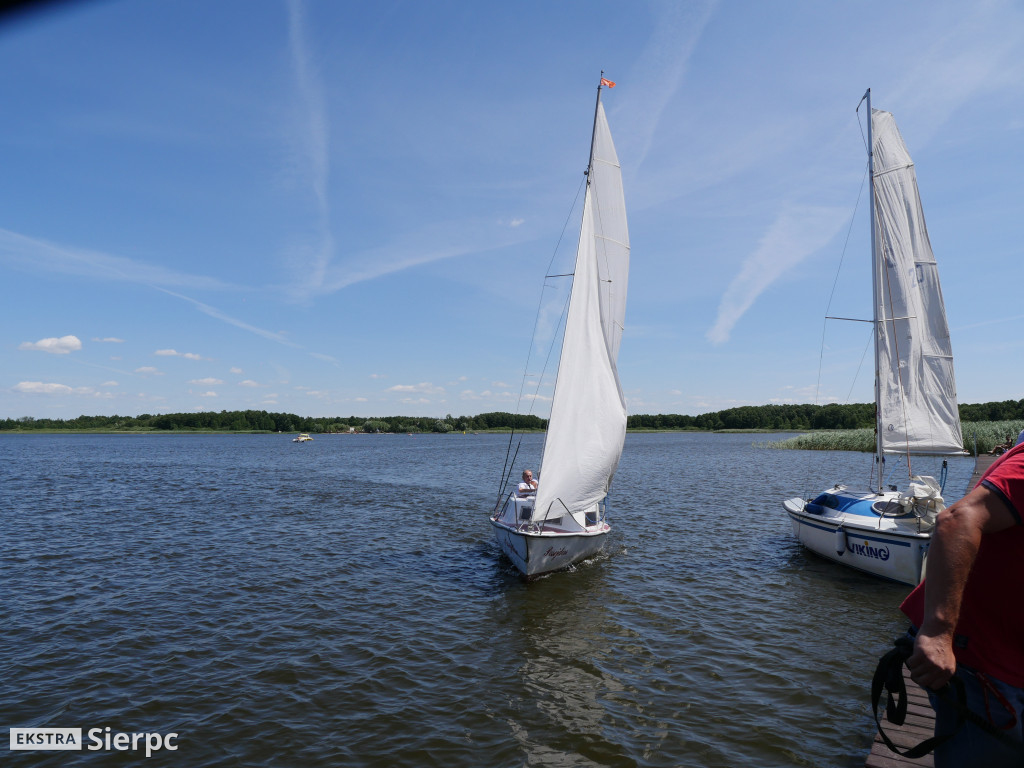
[{"xmin": 2, "ymin": 0, "xmax": 1023, "ymax": 420}]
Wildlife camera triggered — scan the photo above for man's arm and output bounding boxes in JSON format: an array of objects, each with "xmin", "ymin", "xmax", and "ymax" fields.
[{"xmin": 906, "ymin": 483, "xmax": 1018, "ymax": 690}]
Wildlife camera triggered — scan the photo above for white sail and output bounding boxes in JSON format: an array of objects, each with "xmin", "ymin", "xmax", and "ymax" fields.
[
  {"xmin": 871, "ymin": 108, "xmax": 963, "ymax": 455},
  {"xmin": 534, "ymin": 101, "xmax": 629, "ymax": 519}
]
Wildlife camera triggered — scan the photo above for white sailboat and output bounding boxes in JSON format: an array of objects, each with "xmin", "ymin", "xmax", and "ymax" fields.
[
  {"xmin": 783, "ymin": 89, "xmax": 964, "ymax": 586},
  {"xmin": 490, "ymin": 76, "xmax": 629, "ymax": 578}
]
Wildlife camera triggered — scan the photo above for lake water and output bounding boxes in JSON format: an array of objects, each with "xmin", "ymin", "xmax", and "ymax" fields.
[{"xmin": 1, "ymin": 432, "xmax": 976, "ymax": 767}]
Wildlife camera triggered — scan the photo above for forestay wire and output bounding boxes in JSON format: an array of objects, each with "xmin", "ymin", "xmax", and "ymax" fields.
[
  {"xmin": 814, "ymin": 163, "xmax": 869, "ymax": 408},
  {"xmin": 494, "ymin": 175, "xmax": 586, "ymax": 511}
]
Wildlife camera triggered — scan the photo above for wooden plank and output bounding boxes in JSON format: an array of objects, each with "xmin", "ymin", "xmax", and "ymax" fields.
[
  {"xmin": 967, "ymin": 454, "xmax": 997, "ymax": 490},
  {"xmin": 866, "ymin": 667, "xmax": 936, "ymax": 767}
]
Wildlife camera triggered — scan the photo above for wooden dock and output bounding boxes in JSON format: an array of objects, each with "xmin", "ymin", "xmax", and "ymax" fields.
[
  {"xmin": 865, "ymin": 453, "xmax": 999, "ymax": 767},
  {"xmin": 866, "ymin": 667, "xmax": 935, "ymax": 767},
  {"xmin": 967, "ymin": 454, "xmax": 998, "ymax": 490}
]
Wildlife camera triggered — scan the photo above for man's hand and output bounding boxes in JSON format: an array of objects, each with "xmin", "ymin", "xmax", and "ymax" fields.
[{"xmin": 906, "ymin": 630, "xmax": 957, "ymax": 690}]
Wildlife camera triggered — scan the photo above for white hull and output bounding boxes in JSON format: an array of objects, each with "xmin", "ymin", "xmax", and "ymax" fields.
[
  {"xmin": 489, "ymin": 518, "xmax": 609, "ymax": 577},
  {"xmin": 490, "ymin": 492, "xmax": 610, "ymax": 577},
  {"xmin": 783, "ymin": 488, "xmax": 931, "ymax": 586}
]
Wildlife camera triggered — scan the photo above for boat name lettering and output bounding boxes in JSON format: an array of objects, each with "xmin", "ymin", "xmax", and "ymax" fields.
[
  {"xmin": 848, "ymin": 540, "xmax": 890, "ymax": 561},
  {"xmin": 545, "ymin": 546, "xmax": 569, "ymax": 558}
]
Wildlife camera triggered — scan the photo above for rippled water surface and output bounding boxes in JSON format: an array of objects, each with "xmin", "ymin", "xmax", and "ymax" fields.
[{"xmin": 1, "ymin": 432, "xmax": 976, "ymax": 767}]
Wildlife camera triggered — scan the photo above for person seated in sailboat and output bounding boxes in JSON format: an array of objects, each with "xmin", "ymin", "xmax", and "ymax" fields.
[{"xmin": 517, "ymin": 470, "xmax": 538, "ymax": 496}]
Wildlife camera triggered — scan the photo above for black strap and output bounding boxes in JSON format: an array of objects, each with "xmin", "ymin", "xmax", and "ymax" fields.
[
  {"xmin": 872, "ymin": 635, "xmax": 961, "ymax": 759},
  {"xmin": 872, "ymin": 635, "xmax": 1024, "ymax": 759}
]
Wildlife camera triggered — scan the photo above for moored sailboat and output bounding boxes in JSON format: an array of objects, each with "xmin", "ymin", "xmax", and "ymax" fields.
[
  {"xmin": 490, "ymin": 75, "xmax": 629, "ymax": 578},
  {"xmin": 783, "ymin": 89, "xmax": 964, "ymax": 586}
]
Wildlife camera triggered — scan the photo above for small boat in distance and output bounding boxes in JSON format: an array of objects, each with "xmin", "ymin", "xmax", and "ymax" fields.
[
  {"xmin": 783, "ymin": 89, "xmax": 964, "ymax": 586},
  {"xmin": 292, "ymin": 433, "xmax": 313, "ymax": 443},
  {"xmin": 490, "ymin": 74, "xmax": 630, "ymax": 578}
]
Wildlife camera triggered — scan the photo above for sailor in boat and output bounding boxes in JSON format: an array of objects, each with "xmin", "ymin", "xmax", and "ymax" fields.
[
  {"xmin": 517, "ymin": 470, "xmax": 538, "ymax": 496},
  {"xmin": 898, "ymin": 442, "xmax": 1024, "ymax": 766}
]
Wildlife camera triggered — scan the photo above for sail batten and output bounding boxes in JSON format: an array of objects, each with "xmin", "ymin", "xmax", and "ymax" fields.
[{"xmin": 871, "ymin": 108, "xmax": 963, "ymax": 457}]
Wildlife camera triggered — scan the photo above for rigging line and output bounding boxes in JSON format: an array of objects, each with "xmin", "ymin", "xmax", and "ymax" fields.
[
  {"xmin": 495, "ymin": 429, "xmax": 518, "ymax": 511},
  {"xmin": 512, "ymin": 174, "xmax": 586, "ymax": 418},
  {"xmin": 814, "ymin": 165, "xmax": 869, "ymax": 406},
  {"xmin": 530, "ymin": 289, "xmax": 572, "ymax": 473},
  {"xmin": 856, "ymin": 94, "xmax": 870, "ymax": 155},
  {"xmin": 524, "ymin": 289, "xmax": 572, "ymax": 419},
  {"xmin": 498, "ymin": 177, "xmax": 586, "ymax": 495},
  {"xmin": 845, "ymin": 327, "xmax": 874, "ymax": 403}
]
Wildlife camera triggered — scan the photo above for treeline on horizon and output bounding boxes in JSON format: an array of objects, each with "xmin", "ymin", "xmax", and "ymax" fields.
[{"xmin": 4, "ymin": 399, "xmax": 1024, "ymax": 433}]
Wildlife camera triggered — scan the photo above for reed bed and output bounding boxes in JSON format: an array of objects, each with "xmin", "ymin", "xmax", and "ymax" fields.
[{"xmin": 759, "ymin": 420, "xmax": 1024, "ymax": 455}]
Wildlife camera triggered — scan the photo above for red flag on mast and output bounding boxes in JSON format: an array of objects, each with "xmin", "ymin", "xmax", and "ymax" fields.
[{"xmin": 600, "ymin": 77, "xmax": 616, "ymax": 88}]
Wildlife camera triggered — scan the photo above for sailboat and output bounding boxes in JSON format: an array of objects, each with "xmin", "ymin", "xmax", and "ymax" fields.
[
  {"xmin": 490, "ymin": 76, "xmax": 630, "ymax": 578},
  {"xmin": 783, "ymin": 89, "xmax": 964, "ymax": 586}
]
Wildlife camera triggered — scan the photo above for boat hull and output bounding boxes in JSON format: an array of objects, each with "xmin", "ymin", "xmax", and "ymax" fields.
[
  {"xmin": 783, "ymin": 488, "xmax": 931, "ymax": 586},
  {"xmin": 489, "ymin": 519, "xmax": 609, "ymax": 577}
]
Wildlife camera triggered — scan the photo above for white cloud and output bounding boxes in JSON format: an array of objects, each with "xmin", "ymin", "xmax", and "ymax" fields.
[
  {"xmin": 156, "ymin": 349, "xmax": 203, "ymax": 360},
  {"xmin": 387, "ymin": 382, "xmax": 445, "ymax": 395},
  {"xmin": 102, "ymin": 380, "xmax": 119, "ymax": 387},
  {"xmin": 14, "ymin": 381, "xmax": 73, "ymax": 394},
  {"xmin": 92, "ymin": 337, "xmax": 124, "ymax": 343},
  {"xmin": 199, "ymin": 391, "xmax": 217, "ymax": 397},
  {"xmin": 230, "ymin": 367, "xmax": 243, "ymax": 374},
  {"xmin": 19, "ymin": 335, "xmax": 82, "ymax": 354},
  {"xmin": 135, "ymin": 366, "xmax": 163, "ymax": 375},
  {"xmin": 190, "ymin": 377, "xmax": 224, "ymax": 385},
  {"xmin": 239, "ymin": 379, "xmax": 260, "ymax": 387}
]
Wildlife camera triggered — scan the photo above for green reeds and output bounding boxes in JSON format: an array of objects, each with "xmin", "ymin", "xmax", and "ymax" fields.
[{"xmin": 760, "ymin": 420, "xmax": 1024, "ymax": 455}]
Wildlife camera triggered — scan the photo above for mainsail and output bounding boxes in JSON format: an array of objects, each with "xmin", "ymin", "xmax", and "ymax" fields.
[
  {"xmin": 534, "ymin": 101, "xmax": 630, "ymax": 518},
  {"xmin": 871, "ymin": 108, "xmax": 962, "ymax": 455}
]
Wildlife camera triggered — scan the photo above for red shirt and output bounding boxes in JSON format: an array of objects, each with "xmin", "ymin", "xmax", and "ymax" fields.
[{"xmin": 900, "ymin": 443, "xmax": 1024, "ymax": 687}]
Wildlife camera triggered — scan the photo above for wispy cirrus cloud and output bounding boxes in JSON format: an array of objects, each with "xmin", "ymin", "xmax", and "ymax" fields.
[
  {"xmin": 19, "ymin": 335, "xmax": 82, "ymax": 354},
  {"xmin": 283, "ymin": 0, "xmax": 334, "ymax": 301},
  {"xmin": 152, "ymin": 287, "xmax": 298, "ymax": 347},
  {"xmin": 706, "ymin": 205, "xmax": 848, "ymax": 345},
  {"xmin": 0, "ymin": 228, "xmax": 234, "ymax": 291},
  {"xmin": 882, "ymin": 2, "xmax": 1024, "ymax": 147},
  {"xmin": 627, "ymin": 0, "xmax": 717, "ymax": 169}
]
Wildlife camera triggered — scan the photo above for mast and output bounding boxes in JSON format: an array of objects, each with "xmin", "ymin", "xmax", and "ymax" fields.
[
  {"xmin": 865, "ymin": 87, "xmax": 884, "ymax": 491},
  {"xmin": 586, "ymin": 72, "xmax": 606, "ymax": 181}
]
